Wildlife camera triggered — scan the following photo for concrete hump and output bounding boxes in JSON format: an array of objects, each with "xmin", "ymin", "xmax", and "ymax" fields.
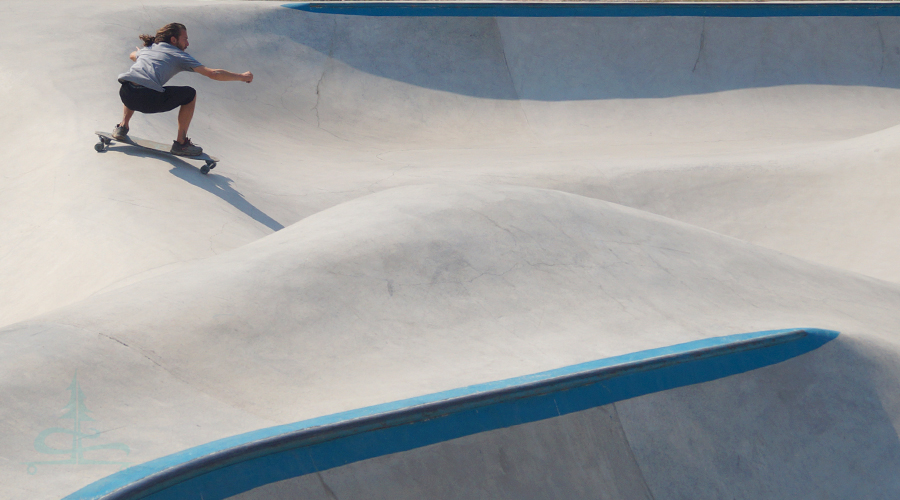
[{"xmin": 4, "ymin": 2, "xmax": 900, "ymax": 499}]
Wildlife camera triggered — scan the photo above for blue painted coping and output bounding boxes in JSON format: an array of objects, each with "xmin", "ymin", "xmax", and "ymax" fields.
[
  {"xmin": 284, "ymin": 2, "xmax": 900, "ymax": 17},
  {"xmin": 66, "ymin": 327, "xmax": 837, "ymax": 500}
]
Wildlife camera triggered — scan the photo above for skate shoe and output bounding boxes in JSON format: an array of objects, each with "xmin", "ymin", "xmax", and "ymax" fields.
[
  {"xmin": 171, "ymin": 137, "xmax": 203, "ymax": 156},
  {"xmin": 113, "ymin": 124, "xmax": 129, "ymax": 140}
]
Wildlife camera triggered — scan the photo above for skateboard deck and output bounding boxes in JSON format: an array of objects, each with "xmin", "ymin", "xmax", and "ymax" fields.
[{"xmin": 94, "ymin": 131, "xmax": 219, "ymax": 174}]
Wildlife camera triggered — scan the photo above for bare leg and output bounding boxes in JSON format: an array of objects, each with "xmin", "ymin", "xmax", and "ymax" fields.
[
  {"xmin": 119, "ymin": 106, "xmax": 134, "ymax": 128},
  {"xmin": 176, "ymin": 95, "xmax": 196, "ymax": 144}
]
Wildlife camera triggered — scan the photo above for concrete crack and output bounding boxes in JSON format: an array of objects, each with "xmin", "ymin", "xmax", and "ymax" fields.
[
  {"xmin": 316, "ymin": 472, "xmax": 340, "ymax": 500},
  {"xmin": 469, "ymin": 209, "xmax": 519, "ymax": 244},
  {"xmin": 98, "ymin": 332, "xmax": 164, "ymax": 369},
  {"xmin": 314, "ymin": 18, "xmax": 339, "ymax": 130},
  {"xmin": 693, "ymin": 18, "xmax": 706, "ymax": 73},
  {"xmin": 368, "ymin": 162, "xmax": 412, "ymax": 191},
  {"xmin": 98, "ymin": 332, "xmax": 129, "ymax": 348},
  {"xmin": 610, "ymin": 403, "xmax": 658, "ymax": 500},
  {"xmin": 494, "ymin": 18, "xmax": 534, "ymax": 133},
  {"xmin": 313, "ymin": 67, "xmax": 326, "ymax": 129}
]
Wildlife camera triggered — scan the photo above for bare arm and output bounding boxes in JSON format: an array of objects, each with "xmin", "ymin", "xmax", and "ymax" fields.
[{"xmin": 194, "ymin": 66, "xmax": 253, "ymax": 83}]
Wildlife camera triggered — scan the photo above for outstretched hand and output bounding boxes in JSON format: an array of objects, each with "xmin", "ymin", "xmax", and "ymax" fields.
[{"xmin": 242, "ymin": 71, "xmax": 254, "ymax": 83}]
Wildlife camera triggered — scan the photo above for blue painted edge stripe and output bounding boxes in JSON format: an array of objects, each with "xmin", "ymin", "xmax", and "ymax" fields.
[
  {"xmin": 283, "ymin": 2, "xmax": 900, "ymax": 17},
  {"xmin": 65, "ymin": 328, "xmax": 837, "ymax": 500}
]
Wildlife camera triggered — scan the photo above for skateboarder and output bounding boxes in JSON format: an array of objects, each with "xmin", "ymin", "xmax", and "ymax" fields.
[{"xmin": 113, "ymin": 23, "xmax": 253, "ymax": 156}]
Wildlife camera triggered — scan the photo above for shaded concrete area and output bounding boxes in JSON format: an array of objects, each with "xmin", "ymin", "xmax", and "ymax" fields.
[
  {"xmin": 2, "ymin": 1, "xmax": 900, "ymax": 498},
  {"xmin": 618, "ymin": 336, "xmax": 900, "ymax": 498},
  {"xmin": 235, "ymin": 335, "xmax": 900, "ymax": 500},
  {"xmin": 237, "ymin": 406, "xmax": 655, "ymax": 500}
]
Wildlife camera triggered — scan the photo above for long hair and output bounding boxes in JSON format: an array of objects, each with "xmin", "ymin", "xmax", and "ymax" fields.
[{"xmin": 138, "ymin": 23, "xmax": 186, "ymax": 47}]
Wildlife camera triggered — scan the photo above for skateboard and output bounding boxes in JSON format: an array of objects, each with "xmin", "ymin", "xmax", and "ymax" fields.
[{"xmin": 94, "ymin": 131, "xmax": 219, "ymax": 175}]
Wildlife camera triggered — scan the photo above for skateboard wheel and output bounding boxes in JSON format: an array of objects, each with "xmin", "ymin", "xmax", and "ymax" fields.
[
  {"xmin": 94, "ymin": 142, "xmax": 106, "ymax": 152},
  {"xmin": 201, "ymin": 165, "xmax": 210, "ymax": 175}
]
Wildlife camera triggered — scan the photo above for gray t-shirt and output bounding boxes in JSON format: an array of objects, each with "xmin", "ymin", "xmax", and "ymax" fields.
[{"xmin": 117, "ymin": 42, "xmax": 202, "ymax": 92}]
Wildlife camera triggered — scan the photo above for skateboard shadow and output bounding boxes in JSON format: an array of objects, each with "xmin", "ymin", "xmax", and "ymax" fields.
[{"xmin": 109, "ymin": 146, "xmax": 285, "ymax": 232}]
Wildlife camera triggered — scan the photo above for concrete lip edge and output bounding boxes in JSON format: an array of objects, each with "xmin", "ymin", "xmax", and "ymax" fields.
[{"xmin": 284, "ymin": 1, "xmax": 900, "ymax": 17}]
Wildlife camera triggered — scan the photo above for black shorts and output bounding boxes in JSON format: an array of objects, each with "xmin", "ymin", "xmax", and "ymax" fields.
[{"xmin": 119, "ymin": 81, "xmax": 196, "ymax": 114}]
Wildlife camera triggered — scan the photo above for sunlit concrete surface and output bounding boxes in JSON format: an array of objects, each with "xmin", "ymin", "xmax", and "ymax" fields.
[{"xmin": 3, "ymin": 1, "xmax": 900, "ymax": 498}]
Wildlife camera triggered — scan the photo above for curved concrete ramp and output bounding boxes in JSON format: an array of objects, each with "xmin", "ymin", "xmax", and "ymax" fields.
[
  {"xmin": 3, "ymin": 1, "xmax": 900, "ymax": 499},
  {"xmin": 9, "ymin": 183, "xmax": 900, "ymax": 499},
  {"xmin": 66, "ymin": 329, "xmax": 853, "ymax": 500}
]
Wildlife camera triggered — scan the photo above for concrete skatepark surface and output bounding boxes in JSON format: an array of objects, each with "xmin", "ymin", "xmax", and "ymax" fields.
[{"xmin": 3, "ymin": 1, "xmax": 900, "ymax": 498}]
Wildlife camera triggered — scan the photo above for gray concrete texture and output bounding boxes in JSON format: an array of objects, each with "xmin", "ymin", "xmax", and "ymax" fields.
[
  {"xmin": 2, "ymin": 1, "xmax": 900, "ymax": 498},
  {"xmin": 237, "ymin": 339, "xmax": 900, "ymax": 499}
]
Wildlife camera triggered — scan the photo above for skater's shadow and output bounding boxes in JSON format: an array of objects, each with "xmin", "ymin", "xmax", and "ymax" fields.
[{"xmin": 109, "ymin": 145, "xmax": 285, "ymax": 232}]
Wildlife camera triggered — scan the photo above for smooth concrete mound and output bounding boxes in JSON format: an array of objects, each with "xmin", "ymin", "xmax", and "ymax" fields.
[
  {"xmin": 6, "ymin": 1, "xmax": 900, "ymax": 327},
  {"xmin": 3, "ymin": 1, "xmax": 900, "ymax": 499},
  {"xmin": 7, "ymin": 183, "xmax": 900, "ymax": 499}
]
